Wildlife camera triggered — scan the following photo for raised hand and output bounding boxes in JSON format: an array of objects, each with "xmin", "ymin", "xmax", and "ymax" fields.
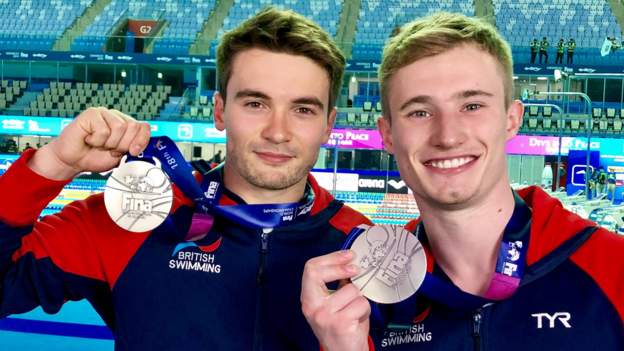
[
  {"xmin": 28, "ymin": 107, "xmax": 151, "ymax": 180},
  {"xmin": 301, "ymin": 250, "xmax": 371, "ymax": 351}
]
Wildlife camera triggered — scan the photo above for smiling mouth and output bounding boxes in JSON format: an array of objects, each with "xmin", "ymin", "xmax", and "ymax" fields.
[{"xmin": 424, "ymin": 156, "xmax": 478, "ymax": 170}]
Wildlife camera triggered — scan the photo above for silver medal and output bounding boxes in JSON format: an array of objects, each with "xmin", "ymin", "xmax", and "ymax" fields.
[
  {"xmin": 349, "ymin": 225, "xmax": 427, "ymax": 304},
  {"xmin": 104, "ymin": 156, "xmax": 173, "ymax": 232}
]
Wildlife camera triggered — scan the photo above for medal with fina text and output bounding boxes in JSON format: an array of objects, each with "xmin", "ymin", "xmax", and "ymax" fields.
[
  {"xmin": 104, "ymin": 155, "xmax": 174, "ymax": 232},
  {"xmin": 344, "ymin": 224, "xmax": 427, "ymax": 304}
]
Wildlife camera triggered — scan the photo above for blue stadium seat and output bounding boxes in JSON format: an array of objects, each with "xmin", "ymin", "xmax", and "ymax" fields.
[
  {"xmin": 72, "ymin": 0, "xmax": 217, "ymax": 54},
  {"xmin": 493, "ymin": 0, "xmax": 620, "ymax": 51},
  {"xmin": 216, "ymin": 0, "xmax": 342, "ymax": 43},
  {"xmin": 0, "ymin": 0, "xmax": 91, "ymax": 51},
  {"xmin": 352, "ymin": 1, "xmax": 474, "ymax": 61}
]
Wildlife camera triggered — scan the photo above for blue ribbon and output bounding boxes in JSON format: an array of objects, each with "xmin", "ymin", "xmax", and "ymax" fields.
[
  {"xmin": 343, "ymin": 192, "xmax": 532, "ymax": 327},
  {"xmin": 134, "ymin": 136, "xmax": 313, "ymax": 229}
]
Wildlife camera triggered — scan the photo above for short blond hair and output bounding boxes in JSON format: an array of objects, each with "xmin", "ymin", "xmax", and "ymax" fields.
[
  {"xmin": 379, "ymin": 12, "xmax": 514, "ymax": 121},
  {"xmin": 217, "ymin": 7, "xmax": 345, "ymax": 109}
]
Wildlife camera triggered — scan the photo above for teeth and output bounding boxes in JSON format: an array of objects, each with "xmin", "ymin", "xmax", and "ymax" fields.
[{"xmin": 429, "ymin": 157, "xmax": 473, "ymax": 169}]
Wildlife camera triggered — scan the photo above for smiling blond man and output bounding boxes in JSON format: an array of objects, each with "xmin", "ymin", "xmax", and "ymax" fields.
[{"xmin": 302, "ymin": 12, "xmax": 624, "ymax": 351}]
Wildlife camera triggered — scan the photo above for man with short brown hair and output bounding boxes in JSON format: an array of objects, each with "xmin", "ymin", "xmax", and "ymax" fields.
[{"xmin": 0, "ymin": 7, "xmax": 370, "ymax": 350}]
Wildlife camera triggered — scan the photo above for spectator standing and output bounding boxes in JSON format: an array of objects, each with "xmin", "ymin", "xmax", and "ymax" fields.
[
  {"xmin": 556, "ymin": 38, "xmax": 565, "ymax": 64},
  {"xmin": 567, "ymin": 38, "xmax": 576, "ymax": 64},
  {"xmin": 598, "ymin": 166, "xmax": 608, "ymax": 196},
  {"xmin": 607, "ymin": 171, "xmax": 617, "ymax": 203},
  {"xmin": 530, "ymin": 38, "xmax": 539, "ymax": 64},
  {"xmin": 539, "ymin": 36, "xmax": 549, "ymax": 64},
  {"xmin": 211, "ymin": 149, "xmax": 222, "ymax": 164}
]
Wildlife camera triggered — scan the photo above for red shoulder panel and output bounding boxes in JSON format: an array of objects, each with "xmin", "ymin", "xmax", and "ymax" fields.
[
  {"xmin": 518, "ymin": 186, "xmax": 595, "ymax": 265},
  {"xmin": 0, "ymin": 149, "xmax": 70, "ymax": 227},
  {"xmin": 329, "ymin": 205, "xmax": 372, "ymax": 235},
  {"xmin": 11, "ymin": 194, "xmax": 149, "ymax": 288},
  {"xmin": 404, "ymin": 218, "xmax": 420, "ymax": 233},
  {"xmin": 308, "ymin": 174, "xmax": 334, "ymax": 216},
  {"xmin": 570, "ymin": 228, "xmax": 624, "ymax": 320}
]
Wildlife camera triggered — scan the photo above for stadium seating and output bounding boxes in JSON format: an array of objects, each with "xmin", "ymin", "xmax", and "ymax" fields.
[
  {"xmin": 494, "ymin": 0, "xmax": 622, "ymax": 65},
  {"xmin": 22, "ymin": 82, "xmax": 172, "ymax": 119},
  {"xmin": 73, "ymin": 0, "xmax": 217, "ymax": 54},
  {"xmin": 494, "ymin": 0, "xmax": 620, "ymax": 49},
  {"xmin": 0, "ymin": 0, "xmax": 92, "ymax": 51},
  {"xmin": 0, "ymin": 80, "xmax": 27, "ymax": 112},
  {"xmin": 352, "ymin": 0, "xmax": 473, "ymax": 61},
  {"xmin": 179, "ymin": 89, "xmax": 214, "ymax": 121},
  {"xmin": 219, "ymin": 0, "xmax": 340, "ymax": 37},
  {"xmin": 212, "ymin": 0, "xmax": 342, "ymax": 56},
  {"xmin": 334, "ymin": 191, "xmax": 419, "ymax": 225},
  {"xmin": 335, "ymin": 108, "xmax": 380, "ymax": 129}
]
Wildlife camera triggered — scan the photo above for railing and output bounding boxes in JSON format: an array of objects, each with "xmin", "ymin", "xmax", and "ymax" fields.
[
  {"xmin": 529, "ymin": 90, "xmax": 593, "ymax": 194},
  {"xmin": 523, "ymin": 103, "xmax": 565, "ymax": 190}
]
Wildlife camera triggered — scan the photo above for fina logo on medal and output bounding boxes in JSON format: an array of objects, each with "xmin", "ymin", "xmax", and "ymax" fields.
[
  {"xmin": 349, "ymin": 225, "xmax": 427, "ymax": 304},
  {"xmin": 104, "ymin": 156, "xmax": 173, "ymax": 232}
]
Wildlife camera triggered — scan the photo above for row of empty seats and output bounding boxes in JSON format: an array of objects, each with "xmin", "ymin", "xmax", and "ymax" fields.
[
  {"xmin": 183, "ymin": 93, "xmax": 214, "ymax": 121},
  {"xmin": 352, "ymin": 0, "xmax": 473, "ymax": 61},
  {"xmin": 74, "ymin": 0, "xmax": 218, "ymax": 54},
  {"xmin": 0, "ymin": 0, "xmax": 622, "ymax": 68},
  {"xmin": 213, "ymin": 0, "xmax": 342, "ymax": 57},
  {"xmin": 0, "ymin": 80, "xmax": 27, "ymax": 110},
  {"xmin": 2, "ymin": 73, "xmax": 624, "ymax": 133},
  {"xmin": 336, "ymin": 110, "xmax": 380, "ymax": 129},
  {"xmin": 23, "ymin": 82, "xmax": 172, "ymax": 119},
  {"xmin": 522, "ymin": 115, "xmax": 624, "ymax": 135},
  {"xmin": 0, "ymin": 0, "xmax": 92, "ymax": 50}
]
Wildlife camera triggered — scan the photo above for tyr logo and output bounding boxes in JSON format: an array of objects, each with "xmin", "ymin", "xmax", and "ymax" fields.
[{"xmin": 531, "ymin": 312, "xmax": 572, "ymax": 329}]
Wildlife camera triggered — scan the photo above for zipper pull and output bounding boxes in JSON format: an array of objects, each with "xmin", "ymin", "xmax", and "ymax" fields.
[
  {"xmin": 261, "ymin": 228, "xmax": 272, "ymax": 253},
  {"xmin": 257, "ymin": 228, "xmax": 273, "ymax": 284},
  {"xmin": 472, "ymin": 309, "xmax": 482, "ymax": 350}
]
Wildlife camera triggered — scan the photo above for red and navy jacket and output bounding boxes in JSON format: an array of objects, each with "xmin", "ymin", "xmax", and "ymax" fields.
[
  {"xmin": 369, "ymin": 186, "xmax": 624, "ymax": 350},
  {"xmin": 0, "ymin": 149, "xmax": 371, "ymax": 350}
]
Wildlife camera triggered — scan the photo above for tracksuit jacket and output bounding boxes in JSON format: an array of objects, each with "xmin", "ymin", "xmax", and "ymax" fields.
[
  {"xmin": 370, "ymin": 186, "xmax": 624, "ymax": 350},
  {"xmin": 0, "ymin": 149, "xmax": 371, "ymax": 350}
]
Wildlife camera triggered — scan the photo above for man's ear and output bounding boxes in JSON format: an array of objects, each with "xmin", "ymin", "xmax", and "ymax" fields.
[
  {"xmin": 321, "ymin": 107, "xmax": 337, "ymax": 144},
  {"xmin": 378, "ymin": 116, "xmax": 394, "ymax": 155},
  {"xmin": 214, "ymin": 92, "xmax": 226, "ymax": 131},
  {"xmin": 506, "ymin": 100, "xmax": 524, "ymax": 141}
]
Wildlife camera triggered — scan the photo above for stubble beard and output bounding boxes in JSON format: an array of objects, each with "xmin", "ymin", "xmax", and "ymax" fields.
[{"xmin": 229, "ymin": 149, "xmax": 317, "ymax": 191}]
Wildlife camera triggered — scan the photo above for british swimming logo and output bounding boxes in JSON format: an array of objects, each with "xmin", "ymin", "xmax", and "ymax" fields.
[{"xmin": 168, "ymin": 238, "xmax": 223, "ymax": 274}]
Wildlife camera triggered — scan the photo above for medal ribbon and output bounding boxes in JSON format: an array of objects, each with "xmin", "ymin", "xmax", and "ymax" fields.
[
  {"xmin": 343, "ymin": 192, "xmax": 531, "ymax": 326},
  {"xmin": 133, "ymin": 136, "xmax": 313, "ymax": 229}
]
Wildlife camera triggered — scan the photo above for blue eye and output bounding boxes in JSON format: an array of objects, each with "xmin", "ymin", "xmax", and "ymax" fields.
[{"xmin": 408, "ymin": 110, "xmax": 431, "ymax": 118}]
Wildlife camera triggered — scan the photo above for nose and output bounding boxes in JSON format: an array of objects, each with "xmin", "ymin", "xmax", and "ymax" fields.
[
  {"xmin": 260, "ymin": 108, "xmax": 292, "ymax": 144},
  {"xmin": 428, "ymin": 110, "xmax": 467, "ymax": 149}
]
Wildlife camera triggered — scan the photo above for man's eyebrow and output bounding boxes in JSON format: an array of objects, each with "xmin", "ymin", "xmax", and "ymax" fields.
[
  {"xmin": 292, "ymin": 97, "xmax": 325, "ymax": 110},
  {"xmin": 234, "ymin": 89, "xmax": 271, "ymax": 100},
  {"xmin": 452, "ymin": 89, "xmax": 494, "ymax": 100},
  {"xmin": 399, "ymin": 95, "xmax": 432, "ymax": 111},
  {"xmin": 398, "ymin": 90, "xmax": 495, "ymax": 111}
]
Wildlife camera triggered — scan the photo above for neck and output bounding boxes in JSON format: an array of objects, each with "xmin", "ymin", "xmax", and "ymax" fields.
[
  {"xmin": 222, "ymin": 163, "xmax": 307, "ymax": 204},
  {"xmin": 417, "ymin": 185, "xmax": 516, "ymax": 295}
]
